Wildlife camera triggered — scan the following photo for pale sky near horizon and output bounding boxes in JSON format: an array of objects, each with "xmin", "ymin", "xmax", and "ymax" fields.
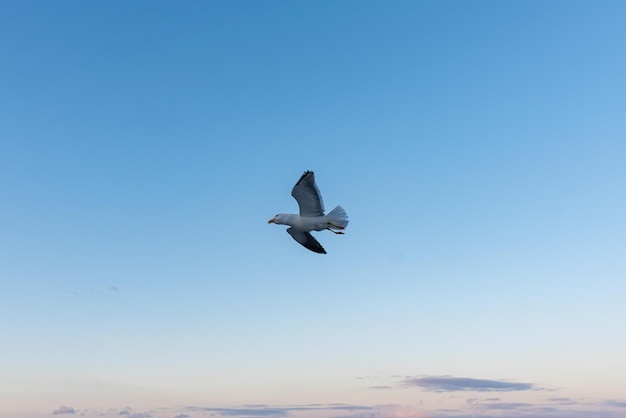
[{"xmin": 1, "ymin": 1, "xmax": 626, "ymax": 418}]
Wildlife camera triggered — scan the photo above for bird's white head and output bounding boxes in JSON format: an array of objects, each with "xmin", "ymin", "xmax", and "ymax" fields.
[{"xmin": 267, "ymin": 214, "xmax": 288, "ymax": 225}]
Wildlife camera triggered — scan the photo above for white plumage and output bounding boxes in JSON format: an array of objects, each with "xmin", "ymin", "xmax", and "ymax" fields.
[{"xmin": 268, "ymin": 171, "xmax": 349, "ymax": 254}]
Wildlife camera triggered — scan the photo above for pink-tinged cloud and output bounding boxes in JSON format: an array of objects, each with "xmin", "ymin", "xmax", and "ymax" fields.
[
  {"xmin": 53, "ymin": 405, "xmax": 75, "ymax": 415},
  {"xmin": 374, "ymin": 404, "xmax": 429, "ymax": 418}
]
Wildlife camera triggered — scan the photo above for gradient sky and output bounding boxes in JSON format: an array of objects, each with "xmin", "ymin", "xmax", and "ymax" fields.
[{"xmin": 1, "ymin": 1, "xmax": 626, "ymax": 418}]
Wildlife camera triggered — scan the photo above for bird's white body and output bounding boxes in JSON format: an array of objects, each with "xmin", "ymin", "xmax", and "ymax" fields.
[
  {"xmin": 272, "ymin": 205, "xmax": 349, "ymax": 232},
  {"xmin": 272, "ymin": 214, "xmax": 327, "ymax": 231},
  {"xmin": 268, "ymin": 171, "xmax": 348, "ymax": 254}
]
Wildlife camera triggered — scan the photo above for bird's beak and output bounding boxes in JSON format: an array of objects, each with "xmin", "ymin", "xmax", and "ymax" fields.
[{"xmin": 268, "ymin": 217, "xmax": 276, "ymax": 224}]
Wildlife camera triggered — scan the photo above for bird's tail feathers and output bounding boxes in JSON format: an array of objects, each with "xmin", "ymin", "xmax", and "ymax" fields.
[{"xmin": 326, "ymin": 205, "xmax": 349, "ymax": 229}]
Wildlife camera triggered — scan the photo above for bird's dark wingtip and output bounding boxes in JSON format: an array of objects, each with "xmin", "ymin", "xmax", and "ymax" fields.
[
  {"xmin": 307, "ymin": 243, "xmax": 326, "ymax": 254},
  {"xmin": 295, "ymin": 170, "xmax": 314, "ymax": 186}
]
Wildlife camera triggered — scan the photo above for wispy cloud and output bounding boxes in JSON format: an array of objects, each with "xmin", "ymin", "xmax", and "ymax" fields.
[
  {"xmin": 108, "ymin": 286, "xmax": 122, "ymax": 294},
  {"xmin": 481, "ymin": 402, "xmax": 534, "ymax": 410},
  {"xmin": 115, "ymin": 407, "xmax": 134, "ymax": 415},
  {"xmin": 185, "ymin": 406, "xmax": 285, "ymax": 416},
  {"xmin": 458, "ymin": 396, "xmax": 626, "ymax": 418},
  {"xmin": 372, "ymin": 404, "xmax": 429, "ymax": 418},
  {"xmin": 184, "ymin": 404, "xmax": 374, "ymax": 417},
  {"xmin": 53, "ymin": 405, "xmax": 76, "ymax": 415},
  {"xmin": 466, "ymin": 397, "xmax": 504, "ymax": 405},
  {"xmin": 547, "ymin": 397, "xmax": 578, "ymax": 405},
  {"xmin": 600, "ymin": 400, "xmax": 626, "ymax": 408},
  {"xmin": 401, "ymin": 376, "xmax": 536, "ymax": 392},
  {"xmin": 333, "ymin": 404, "xmax": 428, "ymax": 418},
  {"xmin": 129, "ymin": 413, "xmax": 152, "ymax": 418},
  {"xmin": 190, "ymin": 408, "xmax": 286, "ymax": 417}
]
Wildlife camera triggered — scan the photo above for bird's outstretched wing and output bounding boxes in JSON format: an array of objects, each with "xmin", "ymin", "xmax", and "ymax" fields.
[
  {"xmin": 291, "ymin": 171, "xmax": 325, "ymax": 217},
  {"xmin": 287, "ymin": 227, "xmax": 327, "ymax": 254}
]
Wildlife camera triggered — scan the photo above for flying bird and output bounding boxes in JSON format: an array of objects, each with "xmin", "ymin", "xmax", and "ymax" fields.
[{"xmin": 268, "ymin": 171, "xmax": 349, "ymax": 254}]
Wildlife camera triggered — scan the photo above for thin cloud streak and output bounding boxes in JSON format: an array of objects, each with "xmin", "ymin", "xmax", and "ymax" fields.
[
  {"xmin": 600, "ymin": 400, "xmax": 626, "ymax": 408},
  {"xmin": 184, "ymin": 404, "xmax": 375, "ymax": 417},
  {"xmin": 331, "ymin": 404, "xmax": 429, "ymax": 418},
  {"xmin": 108, "ymin": 285, "xmax": 122, "ymax": 294},
  {"xmin": 402, "ymin": 376, "xmax": 536, "ymax": 392}
]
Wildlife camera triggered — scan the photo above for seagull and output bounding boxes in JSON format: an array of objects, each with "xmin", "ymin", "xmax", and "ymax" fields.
[{"xmin": 268, "ymin": 171, "xmax": 349, "ymax": 254}]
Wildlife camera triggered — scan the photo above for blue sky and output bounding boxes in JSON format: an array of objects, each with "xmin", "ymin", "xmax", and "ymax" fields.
[{"xmin": 1, "ymin": 1, "xmax": 626, "ymax": 417}]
